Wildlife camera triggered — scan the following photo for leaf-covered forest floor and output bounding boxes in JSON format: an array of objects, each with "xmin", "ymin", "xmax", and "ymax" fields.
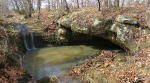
[
  {"xmin": 68, "ymin": 49, "xmax": 150, "ymax": 83},
  {"xmin": 65, "ymin": 4, "xmax": 150, "ymax": 83},
  {"xmin": 1, "ymin": 3, "xmax": 150, "ymax": 83}
]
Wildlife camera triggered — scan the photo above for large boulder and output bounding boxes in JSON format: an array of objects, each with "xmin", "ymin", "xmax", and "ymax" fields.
[
  {"xmin": 57, "ymin": 10, "xmax": 111, "ymax": 35},
  {"xmin": 106, "ymin": 22, "xmax": 150, "ymax": 51},
  {"xmin": 57, "ymin": 10, "xmax": 150, "ymax": 52}
]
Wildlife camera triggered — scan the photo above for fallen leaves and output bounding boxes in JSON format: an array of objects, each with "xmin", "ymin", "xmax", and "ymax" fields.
[{"xmin": 69, "ymin": 49, "xmax": 150, "ymax": 83}]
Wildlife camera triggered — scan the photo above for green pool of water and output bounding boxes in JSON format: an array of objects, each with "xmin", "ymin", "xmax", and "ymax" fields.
[{"xmin": 23, "ymin": 45, "xmax": 99, "ymax": 80}]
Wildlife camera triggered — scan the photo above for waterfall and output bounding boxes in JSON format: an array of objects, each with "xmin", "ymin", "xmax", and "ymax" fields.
[
  {"xmin": 30, "ymin": 32, "xmax": 36, "ymax": 50},
  {"xmin": 23, "ymin": 38, "xmax": 31, "ymax": 51},
  {"xmin": 12, "ymin": 23, "xmax": 36, "ymax": 51}
]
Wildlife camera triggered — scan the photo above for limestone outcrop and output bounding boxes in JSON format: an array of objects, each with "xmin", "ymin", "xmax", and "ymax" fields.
[{"xmin": 57, "ymin": 10, "xmax": 150, "ymax": 52}]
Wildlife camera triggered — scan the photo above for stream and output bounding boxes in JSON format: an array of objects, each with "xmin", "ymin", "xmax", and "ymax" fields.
[
  {"xmin": 12, "ymin": 22, "xmax": 100, "ymax": 81},
  {"xmin": 15, "ymin": 22, "xmax": 122, "ymax": 82},
  {"xmin": 23, "ymin": 45, "xmax": 99, "ymax": 80}
]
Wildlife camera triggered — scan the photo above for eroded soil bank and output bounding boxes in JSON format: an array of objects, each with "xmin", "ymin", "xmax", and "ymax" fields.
[{"xmin": 0, "ymin": 20, "xmax": 31, "ymax": 83}]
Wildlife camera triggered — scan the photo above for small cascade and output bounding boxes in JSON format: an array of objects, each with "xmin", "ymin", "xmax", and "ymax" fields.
[
  {"xmin": 23, "ymin": 38, "xmax": 31, "ymax": 51},
  {"xmin": 30, "ymin": 32, "xmax": 36, "ymax": 50},
  {"xmin": 12, "ymin": 23, "xmax": 36, "ymax": 51}
]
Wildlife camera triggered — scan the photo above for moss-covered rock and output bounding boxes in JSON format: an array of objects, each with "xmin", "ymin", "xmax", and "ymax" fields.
[
  {"xmin": 37, "ymin": 75, "xmax": 59, "ymax": 83},
  {"xmin": 57, "ymin": 10, "xmax": 150, "ymax": 52},
  {"xmin": 0, "ymin": 21, "xmax": 22, "ymax": 64},
  {"xmin": 80, "ymin": 70, "xmax": 117, "ymax": 83},
  {"xmin": 55, "ymin": 28, "xmax": 69, "ymax": 44},
  {"xmin": 0, "ymin": 20, "xmax": 31, "ymax": 83},
  {"xmin": 116, "ymin": 15, "xmax": 138, "ymax": 25}
]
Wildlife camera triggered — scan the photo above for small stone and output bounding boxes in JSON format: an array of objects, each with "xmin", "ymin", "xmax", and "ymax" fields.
[
  {"xmin": 113, "ymin": 55, "xmax": 127, "ymax": 62},
  {"xmin": 37, "ymin": 75, "xmax": 59, "ymax": 83}
]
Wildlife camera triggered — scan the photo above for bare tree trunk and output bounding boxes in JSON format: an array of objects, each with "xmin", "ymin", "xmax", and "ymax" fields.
[
  {"xmin": 56, "ymin": 0, "xmax": 60, "ymax": 9},
  {"xmin": 104, "ymin": 0, "xmax": 109, "ymax": 7},
  {"xmin": 47, "ymin": 0, "xmax": 51, "ymax": 11},
  {"xmin": 148, "ymin": 0, "xmax": 150, "ymax": 7},
  {"xmin": 26, "ymin": 0, "xmax": 32, "ymax": 18},
  {"xmin": 13, "ymin": 0, "xmax": 20, "ymax": 11},
  {"xmin": 147, "ymin": 0, "xmax": 150, "ymax": 27},
  {"xmin": 63, "ymin": 0, "xmax": 70, "ymax": 12},
  {"xmin": 77, "ymin": 0, "xmax": 80, "ymax": 8},
  {"xmin": 60, "ymin": 0, "xmax": 64, "ymax": 8},
  {"xmin": 97, "ymin": 0, "xmax": 101, "ymax": 11},
  {"xmin": 81, "ymin": 0, "xmax": 84, "ymax": 7},
  {"xmin": 121, "ymin": 0, "xmax": 125, "ymax": 7},
  {"xmin": 0, "ymin": 0, "xmax": 9, "ymax": 17},
  {"xmin": 37, "ymin": 0, "xmax": 41, "ymax": 19},
  {"xmin": 115, "ymin": 0, "xmax": 120, "ymax": 7},
  {"xmin": 11, "ymin": 1, "xmax": 16, "ymax": 10}
]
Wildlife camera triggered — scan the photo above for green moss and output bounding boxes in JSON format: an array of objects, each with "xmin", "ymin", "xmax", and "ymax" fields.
[
  {"xmin": 109, "ymin": 23, "xmax": 130, "ymax": 42},
  {"xmin": 93, "ymin": 16, "xmax": 104, "ymax": 27},
  {"xmin": 83, "ymin": 76, "xmax": 95, "ymax": 83},
  {"xmin": 71, "ymin": 24, "xmax": 89, "ymax": 34},
  {"xmin": 0, "ymin": 21, "xmax": 24, "ymax": 66},
  {"xmin": 58, "ymin": 15, "xmax": 72, "ymax": 28},
  {"xmin": 57, "ymin": 10, "xmax": 150, "ymax": 52},
  {"xmin": 48, "ymin": 10, "xmax": 68, "ymax": 23},
  {"xmin": 81, "ymin": 70, "xmax": 118, "ymax": 83},
  {"xmin": 55, "ymin": 28, "xmax": 68, "ymax": 43},
  {"xmin": 37, "ymin": 75, "xmax": 59, "ymax": 83}
]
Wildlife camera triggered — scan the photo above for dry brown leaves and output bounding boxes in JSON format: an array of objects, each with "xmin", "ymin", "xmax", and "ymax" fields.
[{"xmin": 69, "ymin": 49, "xmax": 150, "ymax": 82}]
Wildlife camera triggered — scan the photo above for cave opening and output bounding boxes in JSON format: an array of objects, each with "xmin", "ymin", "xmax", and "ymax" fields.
[{"xmin": 67, "ymin": 32, "xmax": 124, "ymax": 51}]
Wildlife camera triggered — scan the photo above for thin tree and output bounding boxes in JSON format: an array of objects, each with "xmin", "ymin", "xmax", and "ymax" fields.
[
  {"xmin": 147, "ymin": 0, "xmax": 150, "ymax": 27},
  {"xmin": 26, "ymin": 0, "xmax": 32, "ymax": 17},
  {"xmin": 12, "ymin": 0, "xmax": 20, "ymax": 11},
  {"xmin": 47, "ymin": 0, "xmax": 51, "ymax": 11},
  {"xmin": 121, "ymin": 0, "xmax": 125, "ymax": 7},
  {"xmin": 97, "ymin": 0, "xmax": 101, "ymax": 11},
  {"xmin": 37, "ymin": 0, "xmax": 41, "ymax": 19},
  {"xmin": 63, "ymin": 0, "xmax": 70, "ymax": 13},
  {"xmin": 115, "ymin": 0, "xmax": 120, "ymax": 7},
  {"xmin": 148, "ymin": 0, "xmax": 150, "ymax": 7},
  {"xmin": 104, "ymin": 0, "xmax": 109, "ymax": 7},
  {"xmin": 81, "ymin": 0, "xmax": 84, "ymax": 7},
  {"xmin": 77, "ymin": 0, "xmax": 80, "ymax": 8}
]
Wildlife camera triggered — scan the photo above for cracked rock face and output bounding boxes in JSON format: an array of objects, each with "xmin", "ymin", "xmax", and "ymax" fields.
[{"xmin": 57, "ymin": 10, "xmax": 150, "ymax": 52}]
